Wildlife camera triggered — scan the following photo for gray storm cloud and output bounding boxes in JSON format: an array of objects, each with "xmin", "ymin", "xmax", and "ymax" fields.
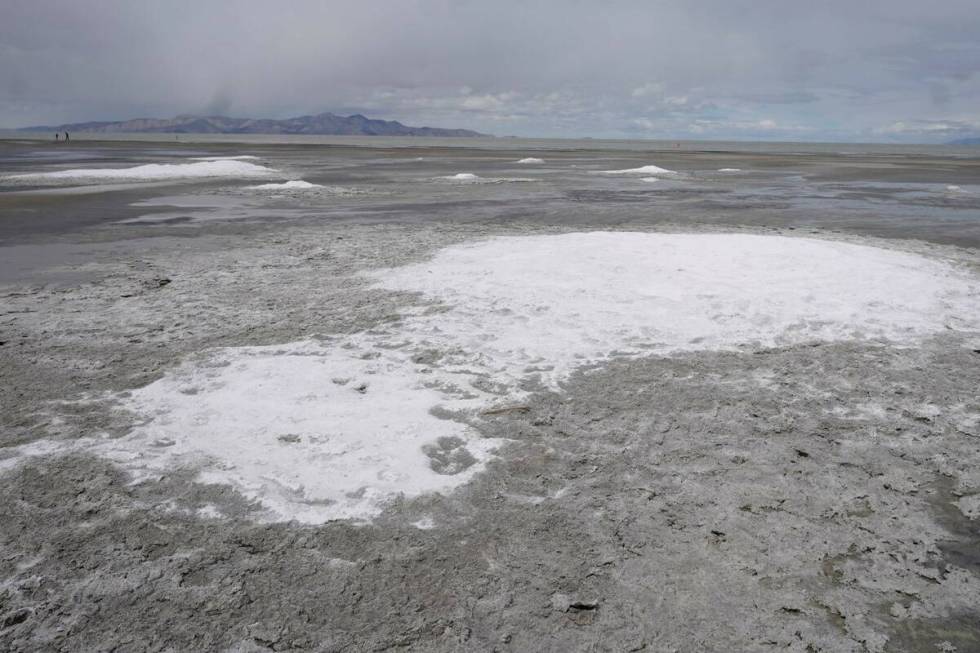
[{"xmin": 2, "ymin": 0, "xmax": 979, "ymax": 141}]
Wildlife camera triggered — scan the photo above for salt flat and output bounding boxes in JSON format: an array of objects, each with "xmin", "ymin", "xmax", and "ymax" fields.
[{"xmin": 1, "ymin": 138, "xmax": 979, "ymax": 652}]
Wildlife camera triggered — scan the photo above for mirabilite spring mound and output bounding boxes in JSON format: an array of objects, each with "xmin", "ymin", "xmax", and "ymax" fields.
[
  {"xmin": 16, "ymin": 233, "xmax": 980, "ymax": 523},
  {"xmin": 6, "ymin": 158, "xmax": 279, "ymax": 183}
]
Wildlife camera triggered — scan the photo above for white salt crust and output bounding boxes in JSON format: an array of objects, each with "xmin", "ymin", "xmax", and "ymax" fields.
[
  {"xmin": 246, "ymin": 180, "xmax": 323, "ymax": 190},
  {"xmin": 9, "ymin": 233, "xmax": 980, "ymax": 524},
  {"xmin": 598, "ymin": 164, "xmax": 676, "ymax": 175},
  {"xmin": 8, "ymin": 159, "xmax": 279, "ymax": 181}
]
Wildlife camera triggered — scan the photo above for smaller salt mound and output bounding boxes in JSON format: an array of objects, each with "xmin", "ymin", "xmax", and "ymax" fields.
[
  {"xmin": 443, "ymin": 173, "xmax": 480, "ymax": 181},
  {"xmin": 517, "ymin": 158, "xmax": 544, "ymax": 164},
  {"xmin": 191, "ymin": 155, "xmax": 260, "ymax": 161},
  {"xmin": 718, "ymin": 168, "xmax": 742, "ymax": 172},
  {"xmin": 640, "ymin": 177, "xmax": 659, "ymax": 183},
  {"xmin": 599, "ymin": 164, "xmax": 676, "ymax": 175},
  {"xmin": 247, "ymin": 180, "xmax": 323, "ymax": 190},
  {"xmin": 9, "ymin": 159, "xmax": 279, "ymax": 181}
]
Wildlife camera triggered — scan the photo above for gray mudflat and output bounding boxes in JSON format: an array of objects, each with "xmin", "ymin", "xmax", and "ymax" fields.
[
  {"xmin": 1, "ymin": 139, "xmax": 979, "ymax": 651},
  {"xmin": 1, "ymin": 220, "xmax": 978, "ymax": 652}
]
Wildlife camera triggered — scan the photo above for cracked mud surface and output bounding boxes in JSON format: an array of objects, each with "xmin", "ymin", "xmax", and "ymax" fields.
[
  {"xmin": 1, "ymin": 217, "xmax": 978, "ymax": 652},
  {"xmin": 2, "ymin": 133, "xmax": 980, "ymax": 652}
]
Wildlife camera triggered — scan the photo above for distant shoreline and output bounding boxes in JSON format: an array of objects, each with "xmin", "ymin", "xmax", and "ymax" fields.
[
  {"xmin": 1, "ymin": 130, "xmax": 978, "ymax": 156},
  {"xmin": 16, "ymin": 112, "xmax": 487, "ymax": 139}
]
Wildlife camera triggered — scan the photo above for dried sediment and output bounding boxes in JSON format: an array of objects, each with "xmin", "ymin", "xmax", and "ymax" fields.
[{"xmin": 1, "ymin": 221, "xmax": 978, "ymax": 651}]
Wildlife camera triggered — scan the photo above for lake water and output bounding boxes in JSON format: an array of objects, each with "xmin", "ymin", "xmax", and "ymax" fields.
[{"xmin": 1, "ymin": 133, "xmax": 978, "ymax": 255}]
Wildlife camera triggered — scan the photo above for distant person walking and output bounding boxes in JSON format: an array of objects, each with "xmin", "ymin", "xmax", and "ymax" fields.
[
  {"xmin": 55, "ymin": 133, "xmax": 59, "ymax": 142},
  {"xmin": 64, "ymin": 131, "xmax": 69, "ymax": 142}
]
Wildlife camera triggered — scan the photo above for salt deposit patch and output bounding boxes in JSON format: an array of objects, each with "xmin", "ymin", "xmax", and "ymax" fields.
[
  {"xmin": 246, "ymin": 180, "xmax": 323, "ymax": 190},
  {"xmin": 373, "ymin": 233, "xmax": 980, "ymax": 388},
  {"xmin": 7, "ymin": 159, "xmax": 279, "ymax": 182},
  {"xmin": 517, "ymin": 157, "xmax": 545, "ymax": 164},
  {"xmin": 96, "ymin": 341, "xmax": 500, "ymax": 523},
  {"xmin": 718, "ymin": 168, "xmax": 742, "ymax": 172},
  {"xmin": 957, "ymin": 495, "xmax": 980, "ymax": 520},
  {"xmin": 598, "ymin": 164, "xmax": 676, "ymax": 176},
  {"xmin": 443, "ymin": 173, "xmax": 480, "ymax": 181},
  {"xmin": 12, "ymin": 233, "xmax": 980, "ymax": 524}
]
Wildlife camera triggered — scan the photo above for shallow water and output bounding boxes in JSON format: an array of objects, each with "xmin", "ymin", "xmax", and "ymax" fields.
[{"xmin": 1, "ymin": 135, "xmax": 978, "ymax": 257}]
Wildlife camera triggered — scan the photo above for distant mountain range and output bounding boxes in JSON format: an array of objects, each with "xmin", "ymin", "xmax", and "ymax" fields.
[
  {"xmin": 20, "ymin": 112, "xmax": 487, "ymax": 137},
  {"xmin": 948, "ymin": 137, "xmax": 980, "ymax": 145}
]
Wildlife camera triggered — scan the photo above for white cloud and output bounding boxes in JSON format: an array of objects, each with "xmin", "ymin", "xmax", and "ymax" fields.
[
  {"xmin": 3, "ymin": 0, "xmax": 980, "ymax": 141},
  {"xmin": 877, "ymin": 119, "xmax": 980, "ymax": 135},
  {"xmin": 632, "ymin": 82, "xmax": 665, "ymax": 98},
  {"xmin": 873, "ymin": 118, "xmax": 980, "ymax": 141}
]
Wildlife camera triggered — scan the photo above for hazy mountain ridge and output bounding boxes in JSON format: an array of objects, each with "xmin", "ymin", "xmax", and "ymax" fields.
[
  {"xmin": 947, "ymin": 137, "xmax": 980, "ymax": 145},
  {"xmin": 20, "ymin": 112, "xmax": 487, "ymax": 137}
]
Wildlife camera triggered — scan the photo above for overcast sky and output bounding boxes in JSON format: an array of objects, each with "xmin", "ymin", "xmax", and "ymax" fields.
[{"xmin": 2, "ymin": 0, "xmax": 979, "ymax": 142}]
